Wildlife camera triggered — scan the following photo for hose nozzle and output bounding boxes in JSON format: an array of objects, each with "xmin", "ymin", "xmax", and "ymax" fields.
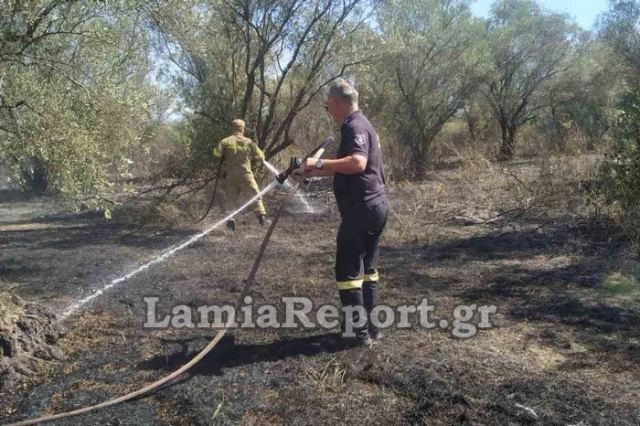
[{"xmin": 274, "ymin": 136, "xmax": 334, "ymax": 185}]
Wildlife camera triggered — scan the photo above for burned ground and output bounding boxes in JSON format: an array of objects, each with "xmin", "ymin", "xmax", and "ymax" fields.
[{"xmin": 1, "ymin": 156, "xmax": 639, "ymax": 425}]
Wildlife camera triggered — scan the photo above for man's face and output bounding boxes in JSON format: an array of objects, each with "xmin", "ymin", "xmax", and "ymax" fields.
[{"xmin": 325, "ymin": 96, "xmax": 341, "ymax": 124}]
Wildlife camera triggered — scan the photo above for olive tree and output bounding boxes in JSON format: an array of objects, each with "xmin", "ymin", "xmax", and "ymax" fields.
[
  {"xmin": 484, "ymin": 0, "xmax": 579, "ymax": 161},
  {"xmin": 0, "ymin": 1, "xmax": 154, "ymax": 209},
  {"xmin": 374, "ymin": 0, "xmax": 485, "ymax": 172},
  {"xmin": 599, "ymin": 0, "xmax": 640, "ymax": 84},
  {"xmin": 597, "ymin": 1, "xmax": 640, "ymax": 245},
  {"xmin": 149, "ymin": 0, "xmax": 374, "ymax": 165}
]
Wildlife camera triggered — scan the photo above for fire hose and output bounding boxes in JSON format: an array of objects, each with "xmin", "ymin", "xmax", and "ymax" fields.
[
  {"xmin": 5, "ymin": 137, "xmax": 334, "ymax": 426},
  {"xmin": 194, "ymin": 157, "xmax": 224, "ymax": 224}
]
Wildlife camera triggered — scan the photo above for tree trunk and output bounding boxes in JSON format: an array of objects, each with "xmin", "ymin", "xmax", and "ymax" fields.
[
  {"xmin": 19, "ymin": 156, "xmax": 48, "ymax": 193},
  {"xmin": 498, "ymin": 124, "xmax": 517, "ymax": 162}
]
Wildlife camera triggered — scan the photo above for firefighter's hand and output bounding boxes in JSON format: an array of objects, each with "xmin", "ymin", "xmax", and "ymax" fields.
[
  {"xmin": 291, "ymin": 167, "xmax": 306, "ymax": 183},
  {"xmin": 302, "ymin": 158, "xmax": 318, "ymax": 170}
]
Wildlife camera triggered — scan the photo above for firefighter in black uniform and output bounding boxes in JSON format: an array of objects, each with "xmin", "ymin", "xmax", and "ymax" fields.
[{"xmin": 295, "ymin": 79, "xmax": 388, "ymax": 346}]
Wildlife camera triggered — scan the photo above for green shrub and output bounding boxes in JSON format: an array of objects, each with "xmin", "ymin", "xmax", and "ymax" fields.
[{"xmin": 599, "ymin": 89, "xmax": 640, "ymax": 244}]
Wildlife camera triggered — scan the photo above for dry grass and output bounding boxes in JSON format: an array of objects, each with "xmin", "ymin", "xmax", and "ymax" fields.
[
  {"xmin": 2, "ymin": 146, "xmax": 640, "ymax": 425},
  {"xmin": 305, "ymin": 357, "xmax": 348, "ymax": 393}
]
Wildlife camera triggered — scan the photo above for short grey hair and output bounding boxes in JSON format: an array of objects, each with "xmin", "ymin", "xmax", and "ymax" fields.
[{"xmin": 327, "ymin": 79, "xmax": 358, "ymax": 105}]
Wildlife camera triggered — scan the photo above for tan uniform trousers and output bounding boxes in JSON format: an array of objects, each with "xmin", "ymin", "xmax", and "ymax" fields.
[{"xmin": 218, "ymin": 170, "xmax": 266, "ymax": 216}]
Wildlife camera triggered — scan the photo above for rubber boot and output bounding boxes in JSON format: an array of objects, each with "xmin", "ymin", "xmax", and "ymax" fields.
[
  {"xmin": 338, "ymin": 289, "xmax": 372, "ymax": 346},
  {"xmin": 363, "ymin": 281, "xmax": 381, "ymax": 339}
]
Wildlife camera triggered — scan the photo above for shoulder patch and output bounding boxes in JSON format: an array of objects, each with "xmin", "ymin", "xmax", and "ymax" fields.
[{"xmin": 354, "ymin": 133, "xmax": 367, "ymax": 146}]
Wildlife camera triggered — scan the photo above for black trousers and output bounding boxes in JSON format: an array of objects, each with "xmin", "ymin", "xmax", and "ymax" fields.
[{"xmin": 335, "ymin": 198, "xmax": 388, "ymax": 338}]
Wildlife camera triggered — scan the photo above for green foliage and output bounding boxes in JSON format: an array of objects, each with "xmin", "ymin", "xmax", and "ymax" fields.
[
  {"xmin": 536, "ymin": 37, "xmax": 618, "ymax": 153},
  {"xmin": 7, "ymin": 72, "xmax": 148, "ymax": 197},
  {"xmin": 371, "ymin": 0, "xmax": 485, "ymax": 174},
  {"xmin": 150, "ymin": 0, "xmax": 372, "ymax": 168},
  {"xmin": 599, "ymin": 90, "xmax": 640, "ymax": 241},
  {"xmin": 597, "ymin": 0, "xmax": 640, "ymax": 246},
  {"xmin": 0, "ymin": 1, "xmax": 155, "ymax": 211},
  {"xmin": 599, "ymin": 0, "xmax": 640, "ymax": 85},
  {"xmin": 0, "ymin": 0, "xmax": 635, "ymax": 213},
  {"xmin": 484, "ymin": 0, "xmax": 581, "ymax": 160}
]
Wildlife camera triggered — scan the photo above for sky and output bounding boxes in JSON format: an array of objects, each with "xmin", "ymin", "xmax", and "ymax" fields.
[{"xmin": 471, "ymin": 0, "xmax": 610, "ymax": 29}]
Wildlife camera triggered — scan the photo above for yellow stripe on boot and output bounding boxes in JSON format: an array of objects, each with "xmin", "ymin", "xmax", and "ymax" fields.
[{"xmin": 363, "ymin": 271, "xmax": 379, "ymax": 282}]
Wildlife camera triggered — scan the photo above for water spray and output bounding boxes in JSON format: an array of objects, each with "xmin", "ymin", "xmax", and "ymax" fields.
[
  {"xmin": 263, "ymin": 159, "xmax": 315, "ymax": 214},
  {"xmin": 62, "ymin": 181, "xmax": 278, "ymax": 319},
  {"xmin": 6, "ymin": 136, "xmax": 334, "ymax": 426}
]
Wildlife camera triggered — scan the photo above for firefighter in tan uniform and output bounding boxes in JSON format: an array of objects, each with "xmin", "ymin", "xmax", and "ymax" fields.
[{"xmin": 213, "ymin": 119, "xmax": 267, "ymax": 231}]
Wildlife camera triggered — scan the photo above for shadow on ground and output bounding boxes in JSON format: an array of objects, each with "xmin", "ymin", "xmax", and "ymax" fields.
[
  {"xmin": 384, "ymin": 215, "xmax": 640, "ymax": 371},
  {"xmin": 138, "ymin": 333, "xmax": 349, "ymax": 377}
]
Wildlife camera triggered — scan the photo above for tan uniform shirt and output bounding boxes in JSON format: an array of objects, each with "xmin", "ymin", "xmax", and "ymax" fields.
[{"xmin": 213, "ymin": 133, "xmax": 264, "ymax": 175}]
